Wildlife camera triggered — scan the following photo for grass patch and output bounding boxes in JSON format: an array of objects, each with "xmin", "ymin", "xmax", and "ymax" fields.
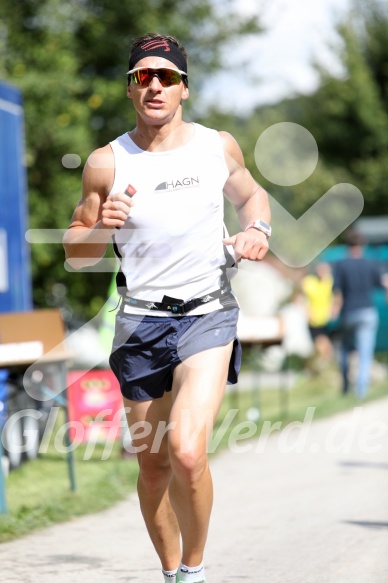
[
  {"xmin": 214, "ymin": 366, "xmax": 387, "ymax": 450},
  {"xmin": 1, "ymin": 368, "xmax": 387, "ymax": 542},
  {"xmin": 0, "ymin": 422, "xmax": 138, "ymax": 543}
]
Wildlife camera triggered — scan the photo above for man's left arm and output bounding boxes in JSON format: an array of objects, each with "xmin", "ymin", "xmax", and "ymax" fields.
[{"xmin": 220, "ymin": 131, "xmax": 270, "ymax": 262}]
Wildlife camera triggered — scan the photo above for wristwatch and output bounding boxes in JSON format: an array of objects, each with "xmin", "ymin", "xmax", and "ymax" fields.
[{"xmin": 245, "ymin": 220, "xmax": 272, "ymax": 238}]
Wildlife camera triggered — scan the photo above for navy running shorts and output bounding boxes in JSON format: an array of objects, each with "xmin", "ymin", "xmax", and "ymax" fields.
[{"xmin": 109, "ymin": 307, "xmax": 241, "ymax": 401}]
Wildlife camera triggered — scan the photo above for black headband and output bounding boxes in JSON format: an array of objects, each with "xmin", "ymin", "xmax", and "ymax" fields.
[{"xmin": 128, "ymin": 39, "xmax": 188, "ymax": 76}]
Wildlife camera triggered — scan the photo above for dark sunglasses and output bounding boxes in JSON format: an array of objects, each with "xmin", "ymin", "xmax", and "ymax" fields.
[{"xmin": 127, "ymin": 67, "xmax": 188, "ymax": 87}]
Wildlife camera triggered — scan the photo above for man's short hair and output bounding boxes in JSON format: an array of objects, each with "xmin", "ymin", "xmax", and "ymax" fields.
[{"xmin": 345, "ymin": 230, "xmax": 366, "ymax": 247}]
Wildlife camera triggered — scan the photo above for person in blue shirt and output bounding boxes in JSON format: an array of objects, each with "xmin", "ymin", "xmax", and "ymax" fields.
[{"xmin": 332, "ymin": 231, "xmax": 388, "ymax": 398}]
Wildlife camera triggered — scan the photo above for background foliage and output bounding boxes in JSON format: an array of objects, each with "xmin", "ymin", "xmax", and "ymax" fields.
[
  {"xmin": 1, "ymin": 0, "xmax": 387, "ymax": 321},
  {"xmin": 199, "ymin": 0, "xmax": 388, "ymax": 222}
]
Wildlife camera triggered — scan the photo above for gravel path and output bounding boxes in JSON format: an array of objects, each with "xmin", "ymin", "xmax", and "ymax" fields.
[{"xmin": 1, "ymin": 397, "xmax": 387, "ymax": 583}]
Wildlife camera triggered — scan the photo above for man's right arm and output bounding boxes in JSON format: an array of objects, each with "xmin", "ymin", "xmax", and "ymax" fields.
[
  {"xmin": 63, "ymin": 145, "xmax": 136, "ymax": 269},
  {"xmin": 331, "ymin": 262, "xmax": 343, "ymax": 319}
]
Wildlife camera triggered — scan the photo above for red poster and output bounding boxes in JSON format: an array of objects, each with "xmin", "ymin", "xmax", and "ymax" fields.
[{"xmin": 67, "ymin": 370, "xmax": 123, "ymax": 444}]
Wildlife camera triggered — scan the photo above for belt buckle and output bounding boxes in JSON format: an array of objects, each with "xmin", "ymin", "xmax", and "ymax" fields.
[
  {"xmin": 162, "ymin": 295, "xmax": 185, "ymax": 315},
  {"xmin": 169, "ymin": 302, "xmax": 185, "ymax": 314}
]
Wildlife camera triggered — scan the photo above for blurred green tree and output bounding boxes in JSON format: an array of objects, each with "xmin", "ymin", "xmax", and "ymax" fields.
[
  {"xmin": 199, "ymin": 0, "xmax": 388, "ymax": 227},
  {"xmin": 290, "ymin": 0, "xmax": 388, "ymax": 217},
  {"xmin": 0, "ymin": 0, "xmax": 259, "ymax": 320}
]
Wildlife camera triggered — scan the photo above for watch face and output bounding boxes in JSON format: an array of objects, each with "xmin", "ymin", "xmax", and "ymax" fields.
[{"xmin": 255, "ymin": 220, "xmax": 271, "ymax": 236}]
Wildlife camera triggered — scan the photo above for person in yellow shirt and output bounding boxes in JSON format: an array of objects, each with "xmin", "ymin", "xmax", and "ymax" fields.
[{"xmin": 301, "ymin": 262, "xmax": 334, "ymax": 363}]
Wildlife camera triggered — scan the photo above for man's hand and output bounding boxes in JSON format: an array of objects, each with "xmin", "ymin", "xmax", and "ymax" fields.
[
  {"xmin": 223, "ymin": 229, "xmax": 269, "ymax": 262},
  {"xmin": 101, "ymin": 184, "xmax": 137, "ymax": 228}
]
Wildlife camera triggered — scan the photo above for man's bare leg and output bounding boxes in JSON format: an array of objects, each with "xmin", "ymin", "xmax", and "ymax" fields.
[
  {"xmin": 168, "ymin": 342, "xmax": 233, "ymax": 567},
  {"xmin": 124, "ymin": 395, "xmax": 181, "ymax": 571}
]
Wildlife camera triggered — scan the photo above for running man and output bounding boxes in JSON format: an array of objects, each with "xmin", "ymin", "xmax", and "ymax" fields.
[{"xmin": 63, "ymin": 33, "xmax": 271, "ymax": 583}]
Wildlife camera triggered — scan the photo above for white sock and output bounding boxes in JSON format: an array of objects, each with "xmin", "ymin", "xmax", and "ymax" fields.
[
  {"xmin": 162, "ymin": 568, "xmax": 178, "ymax": 582},
  {"xmin": 178, "ymin": 562, "xmax": 205, "ymax": 582}
]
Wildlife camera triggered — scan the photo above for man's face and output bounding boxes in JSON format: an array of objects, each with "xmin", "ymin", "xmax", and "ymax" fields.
[{"xmin": 127, "ymin": 56, "xmax": 189, "ymax": 125}]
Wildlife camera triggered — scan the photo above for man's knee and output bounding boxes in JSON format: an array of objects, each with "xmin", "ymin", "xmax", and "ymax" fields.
[
  {"xmin": 138, "ymin": 452, "xmax": 172, "ymax": 489},
  {"xmin": 169, "ymin": 441, "xmax": 208, "ymax": 482}
]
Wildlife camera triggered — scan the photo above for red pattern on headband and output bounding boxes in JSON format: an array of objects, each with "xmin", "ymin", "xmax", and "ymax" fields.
[{"xmin": 141, "ymin": 40, "xmax": 171, "ymax": 52}]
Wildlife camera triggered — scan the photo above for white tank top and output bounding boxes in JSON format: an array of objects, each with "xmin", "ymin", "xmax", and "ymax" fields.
[{"xmin": 109, "ymin": 123, "xmax": 235, "ymax": 316}]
